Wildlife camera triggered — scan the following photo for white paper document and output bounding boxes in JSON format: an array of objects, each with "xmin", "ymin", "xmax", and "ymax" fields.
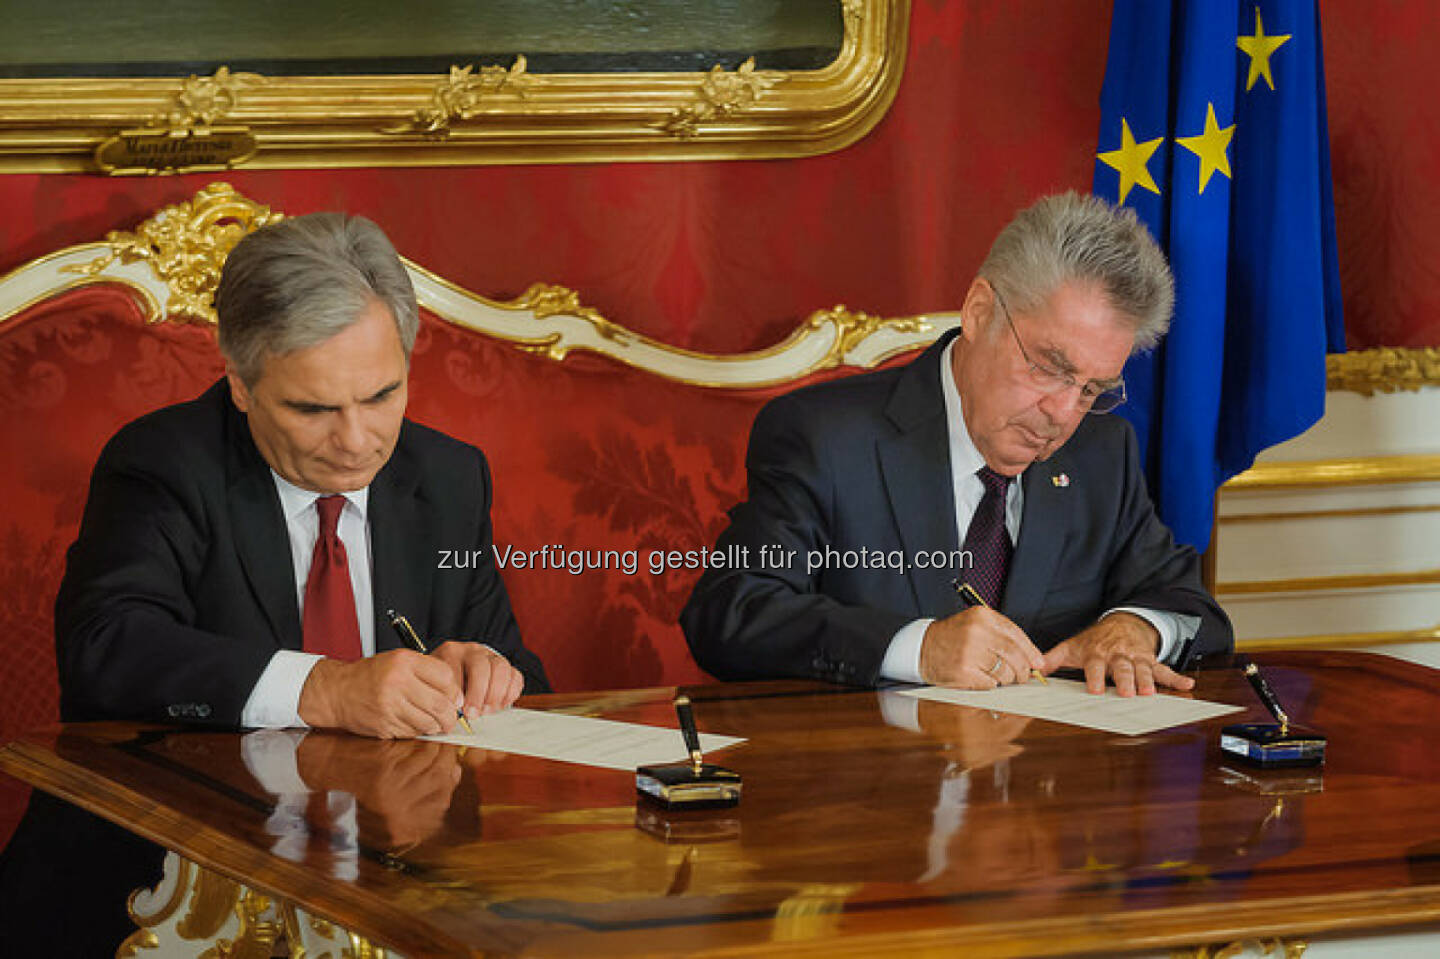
[
  {"xmin": 897, "ymin": 678, "xmax": 1242, "ymax": 736},
  {"xmin": 422, "ymin": 708, "xmax": 745, "ymax": 771}
]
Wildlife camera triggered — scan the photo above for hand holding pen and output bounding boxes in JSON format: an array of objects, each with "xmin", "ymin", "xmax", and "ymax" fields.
[
  {"xmin": 388, "ymin": 610, "xmax": 474, "ymax": 733},
  {"xmin": 952, "ymin": 579, "xmax": 1048, "ymax": 686}
]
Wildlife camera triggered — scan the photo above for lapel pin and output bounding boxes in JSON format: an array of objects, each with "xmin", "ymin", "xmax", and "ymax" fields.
[{"xmin": 1052, "ymin": 473, "xmax": 1070, "ymax": 488}]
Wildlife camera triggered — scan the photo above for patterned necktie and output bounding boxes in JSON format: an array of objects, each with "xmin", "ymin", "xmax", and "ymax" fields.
[
  {"xmin": 301, "ymin": 495, "xmax": 363, "ymax": 661},
  {"xmin": 961, "ymin": 467, "xmax": 1013, "ymax": 608}
]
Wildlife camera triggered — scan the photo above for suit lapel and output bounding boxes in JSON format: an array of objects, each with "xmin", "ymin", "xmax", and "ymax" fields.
[
  {"xmin": 1004, "ymin": 451, "xmax": 1074, "ymax": 631},
  {"xmin": 369, "ymin": 429, "xmax": 430, "ymax": 652},
  {"xmin": 878, "ymin": 333, "xmax": 962, "ymax": 616},
  {"xmin": 225, "ymin": 402, "xmax": 302, "ymax": 651}
]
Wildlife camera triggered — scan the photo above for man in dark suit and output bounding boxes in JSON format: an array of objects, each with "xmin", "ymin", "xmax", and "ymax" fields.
[
  {"xmin": 682, "ymin": 193, "xmax": 1231, "ymax": 696},
  {"xmin": 56, "ymin": 211, "xmax": 548, "ymax": 734},
  {"xmin": 0, "ymin": 212, "xmax": 550, "ymax": 956}
]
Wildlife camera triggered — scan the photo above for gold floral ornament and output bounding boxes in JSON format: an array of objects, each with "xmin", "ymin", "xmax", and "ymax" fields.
[
  {"xmin": 152, "ymin": 66, "xmax": 265, "ymax": 128},
  {"xmin": 62, "ymin": 182, "xmax": 283, "ymax": 326},
  {"xmin": 657, "ymin": 58, "xmax": 787, "ymax": 138},
  {"xmin": 508, "ymin": 282, "xmax": 634, "ymax": 359},
  {"xmin": 808, "ymin": 305, "xmax": 931, "ymax": 370},
  {"xmin": 386, "ymin": 58, "xmax": 534, "ymax": 138},
  {"xmin": 1327, "ymin": 347, "xmax": 1440, "ymax": 396}
]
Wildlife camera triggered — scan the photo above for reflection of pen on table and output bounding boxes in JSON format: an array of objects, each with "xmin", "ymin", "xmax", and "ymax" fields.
[
  {"xmin": 951, "ymin": 579, "xmax": 1048, "ymax": 685},
  {"xmin": 386, "ymin": 609, "xmax": 474, "ymax": 734}
]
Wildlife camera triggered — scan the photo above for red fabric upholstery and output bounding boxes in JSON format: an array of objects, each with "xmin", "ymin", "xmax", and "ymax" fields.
[{"xmin": 0, "ymin": 284, "xmax": 899, "ymax": 844}]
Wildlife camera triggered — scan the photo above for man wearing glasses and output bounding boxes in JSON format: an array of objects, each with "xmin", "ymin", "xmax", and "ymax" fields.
[{"xmin": 681, "ymin": 192, "xmax": 1232, "ymax": 696}]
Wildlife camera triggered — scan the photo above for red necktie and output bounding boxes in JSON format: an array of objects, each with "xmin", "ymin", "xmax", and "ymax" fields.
[
  {"xmin": 302, "ymin": 495, "xmax": 363, "ymax": 661},
  {"xmin": 962, "ymin": 467, "xmax": 1013, "ymax": 608}
]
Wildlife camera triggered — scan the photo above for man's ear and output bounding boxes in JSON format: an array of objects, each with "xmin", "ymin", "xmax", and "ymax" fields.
[
  {"xmin": 225, "ymin": 367, "xmax": 252, "ymax": 414},
  {"xmin": 959, "ymin": 276, "xmax": 995, "ymax": 342}
]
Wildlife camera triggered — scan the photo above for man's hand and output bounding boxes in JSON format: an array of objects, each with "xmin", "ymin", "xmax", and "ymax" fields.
[
  {"xmin": 920, "ymin": 606, "xmax": 1045, "ymax": 689},
  {"xmin": 432, "ymin": 641, "xmax": 524, "ymax": 719},
  {"xmin": 299, "ymin": 650, "xmax": 469, "ymax": 738},
  {"xmin": 1040, "ymin": 612, "xmax": 1194, "ymax": 696}
]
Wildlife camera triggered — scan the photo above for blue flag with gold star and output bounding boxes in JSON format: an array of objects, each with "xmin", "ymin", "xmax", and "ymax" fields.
[{"xmin": 1093, "ymin": 0, "xmax": 1345, "ymax": 550}]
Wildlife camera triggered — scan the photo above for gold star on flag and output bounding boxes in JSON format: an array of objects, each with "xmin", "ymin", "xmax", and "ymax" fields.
[
  {"xmin": 1237, "ymin": 7, "xmax": 1291, "ymax": 91},
  {"xmin": 1096, "ymin": 118, "xmax": 1164, "ymax": 204},
  {"xmin": 1175, "ymin": 102, "xmax": 1235, "ymax": 194}
]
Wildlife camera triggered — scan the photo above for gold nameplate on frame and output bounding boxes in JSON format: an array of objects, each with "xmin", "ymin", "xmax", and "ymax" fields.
[{"xmin": 95, "ymin": 127, "xmax": 258, "ymax": 175}]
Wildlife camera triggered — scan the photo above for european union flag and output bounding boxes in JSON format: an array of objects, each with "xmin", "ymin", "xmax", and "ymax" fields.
[{"xmin": 1093, "ymin": 0, "xmax": 1345, "ymax": 551}]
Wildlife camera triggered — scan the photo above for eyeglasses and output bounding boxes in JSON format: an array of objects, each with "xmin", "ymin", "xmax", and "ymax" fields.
[{"xmin": 991, "ymin": 285, "xmax": 1127, "ymax": 414}]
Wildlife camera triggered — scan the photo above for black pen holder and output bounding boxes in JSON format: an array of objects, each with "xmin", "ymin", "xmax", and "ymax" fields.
[
  {"xmin": 636, "ymin": 761, "xmax": 742, "ymax": 809},
  {"xmin": 1220, "ymin": 722, "xmax": 1326, "ymax": 768}
]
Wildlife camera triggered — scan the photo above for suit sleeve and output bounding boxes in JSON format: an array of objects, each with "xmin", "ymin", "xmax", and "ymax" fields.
[
  {"xmin": 453, "ymin": 447, "xmax": 551, "ymax": 694},
  {"xmin": 680, "ymin": 398, "xmax": 912, "ymax": 685},
  {"xmin": 55, "ymin": 438, "xmax": 276, "ymax": 726},
  {"xmin": 1098, "ymin": 424, "xmax": 1234, "ymax": 661}
]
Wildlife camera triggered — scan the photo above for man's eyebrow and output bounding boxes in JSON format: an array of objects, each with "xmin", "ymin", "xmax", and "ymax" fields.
[
  {"xmin": 364, "ymin": 381, "xmax": 402, "ymax": 403},
  {"xmin": 282, "ymin": 398, "xmax": 339, "ymax": 414},
  {"xmin": 1037, "ymin": 344, "xmax": 1079, "ymax": 375}
]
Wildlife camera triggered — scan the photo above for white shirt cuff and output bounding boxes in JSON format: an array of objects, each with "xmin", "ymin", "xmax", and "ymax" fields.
[
  {"xmin": 880, "ymin": 618, "xmax": 934, "ymax": 684},
  {"xmin": 240, "ymin": 650, "xmax": 325, "ymax": 729},
  {"xmin": 1103, "ymin": 607, "xmax": 1197, "ymax": 664}
]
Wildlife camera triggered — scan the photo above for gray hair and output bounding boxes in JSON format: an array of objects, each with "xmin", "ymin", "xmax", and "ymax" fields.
[
  {"xmin": 978, "ymin": 192, "xmax": 1174, "ymax": 351},
  {"xmin": 216, "ymin": 212, "xmax": 419, "ymax": 386}
]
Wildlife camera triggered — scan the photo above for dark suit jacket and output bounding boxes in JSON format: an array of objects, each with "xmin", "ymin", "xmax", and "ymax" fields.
[
  {"xmin": 56, "ymin": 380, "xmax": 549, "ymax": 725},
  {"xmin": 680, "ymin": 330, "xmax": 1232, "ymax": 685}
]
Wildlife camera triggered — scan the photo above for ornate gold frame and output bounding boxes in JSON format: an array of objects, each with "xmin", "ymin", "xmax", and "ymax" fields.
[{"xmin": 0, "ymin": 0, "xmax": 909, "ymax": 174}]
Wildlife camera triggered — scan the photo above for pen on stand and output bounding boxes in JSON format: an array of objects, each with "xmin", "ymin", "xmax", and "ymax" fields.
[
  {"xmin": 675, "ymin": 694, "xmax": 705, "ymax": 772},
  {"xmin": 1235, "ymin": 654, "xmax": 1291, "ymax": 733},
  {"xmin": 951, "ymin": 579, "xmax": 1047, "ymax": 685},
  {"xmin": 386, "ymin": 609, "xmax": 474, "ymax": 734}
]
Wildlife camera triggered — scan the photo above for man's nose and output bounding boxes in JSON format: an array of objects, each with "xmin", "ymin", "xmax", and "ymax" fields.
[
  {"xmin": 332, "ymin": 409, "xmax": 368, "ymax": 452},
  {"xmin": 1035, "ymin": 386, "xmax": 1077, "ymax": 424}
]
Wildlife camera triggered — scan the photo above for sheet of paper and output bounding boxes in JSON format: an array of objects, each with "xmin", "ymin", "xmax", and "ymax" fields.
[
  {"xmin": 422, "ymin": 708, "xmax": 744, "ymax": 771},
  {"xmin": 897, "ymin": 678, "xmax": 1241, "ymax": 736}
]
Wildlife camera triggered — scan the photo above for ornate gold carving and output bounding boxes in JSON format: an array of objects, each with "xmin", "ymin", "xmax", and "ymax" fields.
[
  {"xmin": 512, "ymin": 282, "xmax": 632, "ymax": 350},
  {"xmin": 124, "ymin": 854, "xmax": 194, "ymax": 952},
  {"xmin": 0, "ymin": 1, "xmax": 909, "ymax": 170},
  {"xmin": 154, "ymin": 66, "xmax": 264, "ymax": 128},
  {"xmin": 1328, "ymin": 347, "xmax": 1440, "ymax": 395},
  {"xmin": 384, "ymin": 58, "xmax": 534, "ymax": 138},
  {"xmin": 807, "ymin": 304, "xmax": 932, "ymax": 370},
  {"xmin": 343, "ymin": 931, "xmax": 391, "ymax": 959},
  {"xmin": 176, "ymin": 868, "xmax": 243, "ymax": 940},
  {"xmin": 1173, "ymin": 939, "xmax": 1308, "ymax": 959},
  {"xmin": 657, "ymin": 58, "xmax": 788, "ymax": 138},
  {"xmin": 117, "ymin": 929, "xmax": 161, "ymax": 957},
  {"xmin": 62, "ymin": 182, "xmax": 282, "ymax": 325},
  {"xmin": 12, "ymin": 184, "xmax": 947, "ymax": 385},
  {"xmin": 197, "ymin": 887, "xmax": 282, "ymax": 959}
]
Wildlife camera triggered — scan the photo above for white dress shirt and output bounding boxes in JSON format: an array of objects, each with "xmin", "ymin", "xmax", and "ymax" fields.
[
  {"xmin": 239, "ymin": 474, "xmax": 375, "ymax": 728},
  {"xmin": 879, "ymin": 339, "xmax": 1188, "ymax": 682}
]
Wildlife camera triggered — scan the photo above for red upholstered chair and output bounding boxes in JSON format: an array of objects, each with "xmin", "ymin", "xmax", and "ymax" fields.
[{"xmin": 0, "ymin": 183, "xmax": 957, "ymax": 845}]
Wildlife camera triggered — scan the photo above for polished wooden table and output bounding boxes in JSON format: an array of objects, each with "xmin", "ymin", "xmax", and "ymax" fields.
[{"xmin": 3, "ymin": 651, "xmax": 1440, "ymax": 957}]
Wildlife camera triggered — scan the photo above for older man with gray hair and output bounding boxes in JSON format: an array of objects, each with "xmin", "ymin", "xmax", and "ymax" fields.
[
  {"xmin": 683, "ymin": 192, "xmax": 1232, "ymax": 695},
  {"xmin": 56, "ymin": 212, "xmax": 549, "ymax": 736}
]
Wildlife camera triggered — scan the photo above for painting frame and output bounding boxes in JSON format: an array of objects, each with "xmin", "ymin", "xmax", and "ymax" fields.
[{"xmin": 0, "ymin": 0, "xmax": 909, "ymax": 174}]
